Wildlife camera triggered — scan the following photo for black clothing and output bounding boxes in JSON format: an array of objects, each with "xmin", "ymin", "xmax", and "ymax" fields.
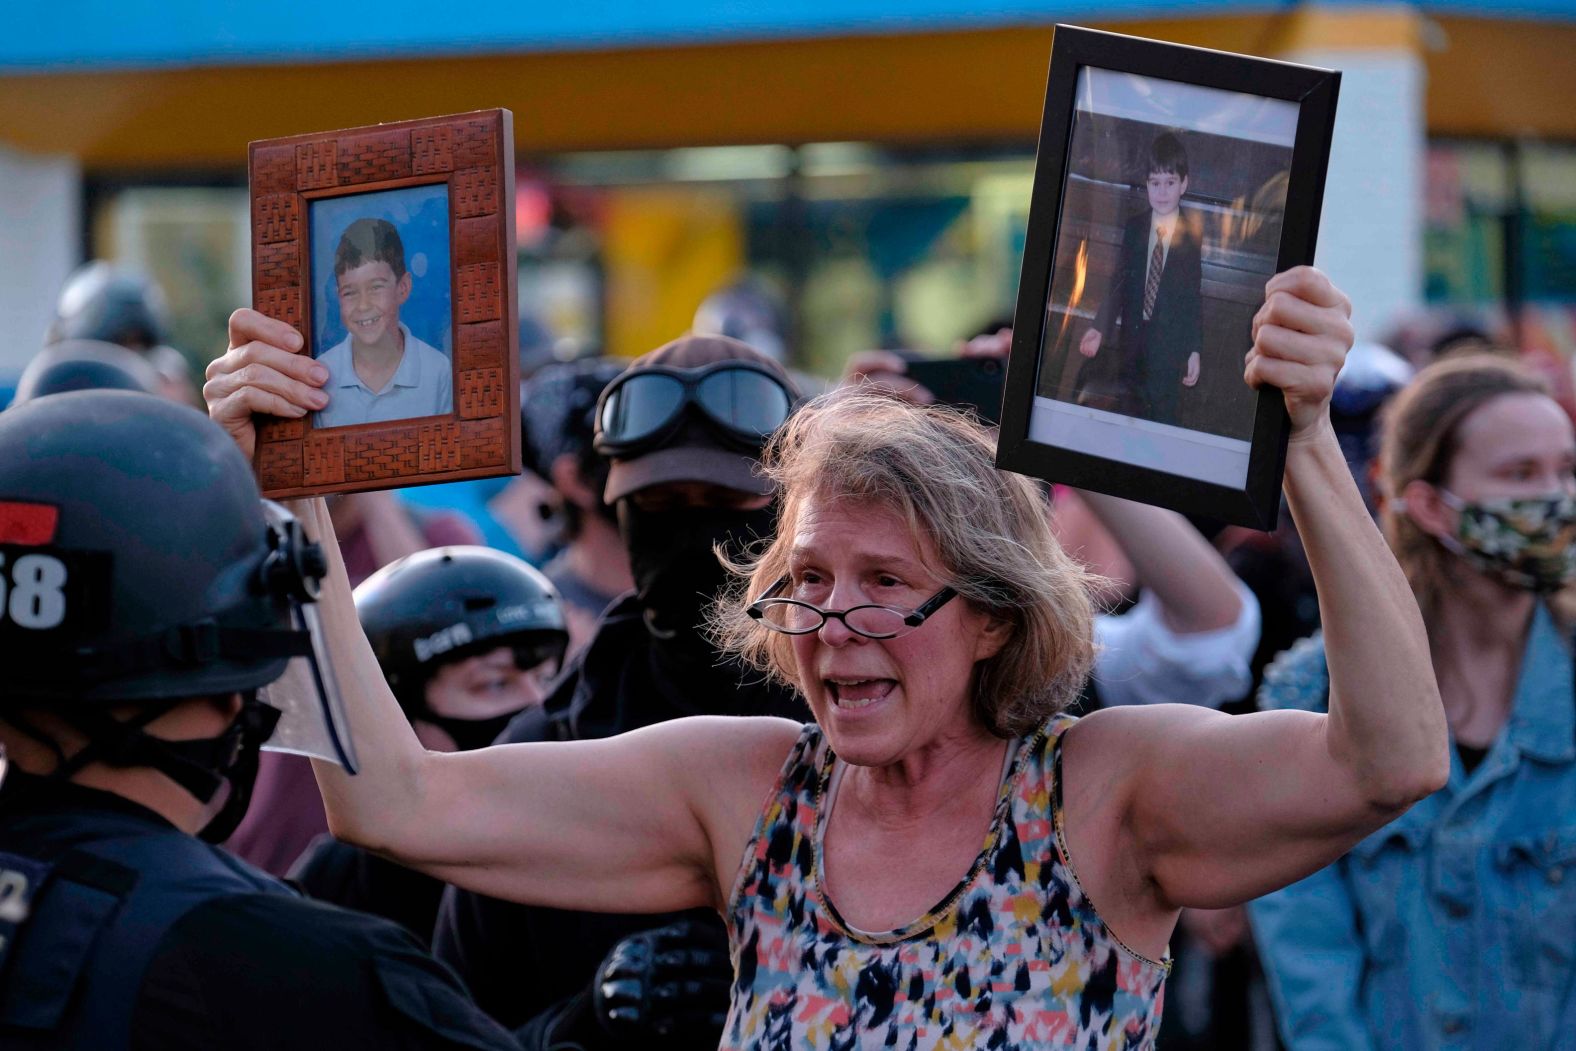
[
  {"xmin": 134, "ymin": 894, "xmax": 511, "ymax": 1051},
  {"xmin": 616, "ymin": 501, "xmax": 776, "ymax": 646},
  {"xmin": 0, "ymin": 772, "xmax": 516, "ymax": 1051},
  {"xmin": 1089, "ymin": 209, "xmax": 1204, "ymax": 426},
  {"xmin": 1225, "ymin": 526, "xmax": 1320, "ymax": 704},
  {"xmin": 289, "ymin": 833, "xmax": 446, "ymax": 947},
  {"xmin": 433, "ymin": 593, "xmax": 804, "ymax": 1038},
  {"xmin": 511, "ymin": 591, "xmax": 804, "ymax": 741}
]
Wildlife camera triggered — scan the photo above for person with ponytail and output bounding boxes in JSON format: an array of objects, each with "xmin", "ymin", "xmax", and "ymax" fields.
[{"xmin": 1250, "ymin": 353, "xmax": 1576, "ymax": 1049}]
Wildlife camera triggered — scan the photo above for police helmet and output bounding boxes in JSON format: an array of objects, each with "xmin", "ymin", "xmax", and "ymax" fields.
[
  {"xmin": 1332, "ymin": 341, "xmax": 1415, "ymax": 419},
  {"xmin": 49, "ymin": 262, "xmax": 174, "ymax": 351},
  {"xmin": 11, "ymin": 339, "xmax": 162, "ymax": 406},
  {"xmin": 692, "ymin": 280, "xmax": 788, "ymax": 363},
  {"xmin": 354, "ymin": 547, "xmax": 568, "ymax": 715},
  {"xmin": 0, "ymin": 390, "xmax": 326, "ymax": 706}
]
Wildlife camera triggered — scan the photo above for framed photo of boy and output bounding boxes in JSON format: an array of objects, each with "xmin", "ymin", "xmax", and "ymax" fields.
[
  {"xmin": 996, "ymin": 27, "xmax": 1339, "ymax": 530},
  {"xmin": 247, "ymin": 109, "xmax": 520, "ymax": 498}
]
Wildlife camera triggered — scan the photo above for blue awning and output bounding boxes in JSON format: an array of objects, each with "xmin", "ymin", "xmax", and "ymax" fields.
[{"xmin": 7, "ymin": 0, "xmax": 1574, "ymax": 74}]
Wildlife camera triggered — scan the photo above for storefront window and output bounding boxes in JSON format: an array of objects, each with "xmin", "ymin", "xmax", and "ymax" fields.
[
  {"xmin": 1425, "ymin": 138, "xmax": 1576, "ymax": 308},
  {"xmin": 1521, "ymin": 142, "xmax": 1576, "ymax": 304},
  {"xmin": 89, "ymin": 183, "xmax": 250, "ymax": 371},
  {"xmin": 529, "ymin": 143, "xmax": 1036, "ymax": 375},
  {"xmin": 1423, "ymin": 141, "xmax": 1510, "ymax": 306}
]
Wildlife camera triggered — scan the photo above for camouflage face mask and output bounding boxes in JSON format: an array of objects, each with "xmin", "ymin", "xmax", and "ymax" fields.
[{"xmin": 1439, "ymin": 489, "xmax": 1576, "ymax": 592}]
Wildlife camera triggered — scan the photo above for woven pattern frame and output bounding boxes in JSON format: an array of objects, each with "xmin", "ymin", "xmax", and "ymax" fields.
[{"xmin": 248, "ymin": 109, "xmax": 519, "ymax": 498}]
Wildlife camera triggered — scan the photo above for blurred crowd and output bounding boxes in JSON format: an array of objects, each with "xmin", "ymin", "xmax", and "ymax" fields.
[{"xmin": 1, "ymin": 257, "xmax": 1573, "ymax": 1051}]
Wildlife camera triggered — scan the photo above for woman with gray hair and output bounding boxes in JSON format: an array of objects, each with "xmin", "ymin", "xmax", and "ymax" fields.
[{"xmin": 205, "ymin": 266, "xmax": 1446, "ymax": 1049}]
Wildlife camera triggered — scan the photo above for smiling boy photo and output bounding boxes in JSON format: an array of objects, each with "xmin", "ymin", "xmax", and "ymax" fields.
[
  {"xmin": 314, "ymin": 216, "xmax": 453, "ymax": 429},
  {"xmin": 1078, "ymin": 131, "xmax": 1204, "ymax": 428}
]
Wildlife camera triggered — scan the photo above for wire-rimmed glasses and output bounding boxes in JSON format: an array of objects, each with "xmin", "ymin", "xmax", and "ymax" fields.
[{"xmin": 745, "ymin": 576, "xmax": 957, "ymax": 640}]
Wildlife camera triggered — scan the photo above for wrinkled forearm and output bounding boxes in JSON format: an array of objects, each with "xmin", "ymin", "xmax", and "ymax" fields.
[
  {"xmin": 289, "ymin": 497, "xmax": 434, "ymax": 853},
  {"xmin": 1282, "ymin": 424, "xmax": 1448, "ymax": 809}
]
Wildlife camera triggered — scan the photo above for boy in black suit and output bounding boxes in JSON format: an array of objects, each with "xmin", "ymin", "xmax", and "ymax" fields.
[{"xmin": 1080, "ymin": 131, "xmax": 1203, "ymax": 427}]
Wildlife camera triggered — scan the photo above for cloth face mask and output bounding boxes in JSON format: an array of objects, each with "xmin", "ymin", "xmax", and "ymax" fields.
[{"xmin": 1439, "ymin": 489, "xmax": 1576, "ymax": 592}]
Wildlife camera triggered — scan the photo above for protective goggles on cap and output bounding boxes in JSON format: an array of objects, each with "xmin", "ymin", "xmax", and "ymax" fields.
[{"xmin": 593, "ymin": 361, "xmax": 795, "ymax": 458}]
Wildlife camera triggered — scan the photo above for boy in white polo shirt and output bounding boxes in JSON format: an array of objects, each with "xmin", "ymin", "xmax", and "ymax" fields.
[{"xmin": 315, "ymin": 217, "xmax": 453, "ymax": 429}]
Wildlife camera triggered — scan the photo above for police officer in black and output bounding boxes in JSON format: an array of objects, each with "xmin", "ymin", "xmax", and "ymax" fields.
[
  {"xmin": 433, "ymin": 334, "xmax": 806, "ymax": 1049},
  {"xmin": 290, "ymin": 546, "xmax": 569, "ymax": 944},
  {"xmin": 0, "ymin": 390, "xmax": 519, "ymax": 1050}
]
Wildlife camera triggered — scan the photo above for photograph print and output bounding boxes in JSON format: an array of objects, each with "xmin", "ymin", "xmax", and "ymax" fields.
[
  {"xmin": 309, "ymin": 183, "xmax": 454, "ymax": 430},
  {"xmin": 1032, "ymin": 66, "xmax": 1299, "ymax": 492},
  {"xmin": 248, "ymin": 108, "xmax": 520, "ymax": 501}
]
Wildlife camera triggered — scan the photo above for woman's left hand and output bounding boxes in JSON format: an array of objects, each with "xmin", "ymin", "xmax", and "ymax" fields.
[{"xmin": 1244, "ymin": 266, "xmax": 1354, "ymax": 442}]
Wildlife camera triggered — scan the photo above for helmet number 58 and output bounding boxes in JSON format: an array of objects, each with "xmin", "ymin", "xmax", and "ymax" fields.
[{"xmin": 0, "ymin": 553, "xmax": 69, "ymax": 630}]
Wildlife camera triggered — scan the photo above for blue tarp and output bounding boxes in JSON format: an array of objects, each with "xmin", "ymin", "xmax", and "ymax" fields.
[{"xmin": 5, "ymin": 0, "xmax": 1573, "ymax": 74}]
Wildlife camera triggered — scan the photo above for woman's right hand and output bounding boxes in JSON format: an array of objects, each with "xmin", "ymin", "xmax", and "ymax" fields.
[{"xmin": 203, "ymin": 308, "xmax": 329, "ymax": 462}]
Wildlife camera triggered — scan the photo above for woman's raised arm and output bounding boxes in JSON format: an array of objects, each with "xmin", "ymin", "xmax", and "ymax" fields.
[
  {"xmin": 1062, "ymin": 268, "xmax": 1449, "ymax": 925},
  {"xmin": 208, "ymin": 310, "xmax": 798, "ymax": 914}
]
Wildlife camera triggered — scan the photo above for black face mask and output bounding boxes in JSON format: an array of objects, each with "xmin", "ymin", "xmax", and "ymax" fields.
[
  {"xmin": 418, "ymin": 710, "xmax": 521, "ymax": 753},
  {"xmin": 405, "ymin": 641, "xmax": 562, "ymax": 752},
  {"xmin": 33, "ymin": 694, "xmax": 282, "ymax": 845},
  {"xmin": 162, "ymin": 696, "xmax": 282, "ymax": 843},
  {"xmin": 616, "ymin": 500, "xmax": 777, "ymax": 643}
]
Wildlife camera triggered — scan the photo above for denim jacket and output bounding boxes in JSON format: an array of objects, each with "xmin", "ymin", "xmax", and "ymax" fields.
[{"xmin": 1247, "ymin": 605, "xmax": 1576, "ymax": 1051}]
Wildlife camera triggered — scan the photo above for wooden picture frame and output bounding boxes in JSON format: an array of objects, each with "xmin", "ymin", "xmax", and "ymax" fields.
[
  {"xmin": 996, "ymin": 27, "xmax": 1339, "ymax": 530},
  {"xmin": 248, "ymin": 108, "xmax": 519, "ymax": 498}
]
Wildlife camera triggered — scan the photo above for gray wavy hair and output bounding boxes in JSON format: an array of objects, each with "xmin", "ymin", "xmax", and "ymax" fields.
[{"xmin": 711, "ymin": 389, "xmax": 1096, "ymax": 737}]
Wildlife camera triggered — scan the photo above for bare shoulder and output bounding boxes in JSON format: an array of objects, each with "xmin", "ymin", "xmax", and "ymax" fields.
[
  {"xmin": 627, "ymin": 715, "xmax": 806, "ymax": 819},
  {"xmin": 1057, "ymin": 704, "xmax": 1237, "ymax": 951},
  {"xmin": 1062, "ymin": 701, "xmax": 1327, "ymax": 855},
  {"xmin": 1061, "ymin": 704, "xmax": 1230, "ymax": 820},
  {"xmin": 1067, "ymin": 702, "xmax": 1226, "ymax": 758},
  {"xmin": 1068, "ymin": 702, "xmax": 1319, "ymax": 761},
  {"xmin": 630, "ymin": 715, "xmax": 804, "ymax": 769},
  {"xmin": 630, "ymin": 715, "xmax": 806, "ymax": 903}
]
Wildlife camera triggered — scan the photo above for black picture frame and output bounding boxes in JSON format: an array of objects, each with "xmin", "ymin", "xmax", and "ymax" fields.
[{"xmin": 996, "ymin": 26, "xmax": 1339, "ymax": 530}]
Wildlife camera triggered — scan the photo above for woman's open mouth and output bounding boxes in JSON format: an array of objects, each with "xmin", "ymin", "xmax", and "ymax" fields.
[{"xmin": 825, "ymin": 678, "xmax": 896, "ymax": 710}]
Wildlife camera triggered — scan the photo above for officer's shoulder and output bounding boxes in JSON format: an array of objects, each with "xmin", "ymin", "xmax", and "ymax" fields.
[
  {"xmin": 1257, "ymin": 632, "xmax": 1330, "ymax": 714},
  {"xmin": 166, "ymin": 890, "xmax": 428, "ymax": 965},
  {"xmin": 152, "ymin": 893, "xmax": 514, "ymax": 1048}
]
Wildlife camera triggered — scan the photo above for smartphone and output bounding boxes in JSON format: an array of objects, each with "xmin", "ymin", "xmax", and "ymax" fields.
[{"xmin": 904, "ymin": 356, "xmax": 1007, "ymax": 425}]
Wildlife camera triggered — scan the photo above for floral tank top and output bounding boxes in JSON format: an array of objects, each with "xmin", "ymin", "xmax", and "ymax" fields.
[{"xmin": 722, "ymin": 715, "xmax": 1169, "ymax": 1050}]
